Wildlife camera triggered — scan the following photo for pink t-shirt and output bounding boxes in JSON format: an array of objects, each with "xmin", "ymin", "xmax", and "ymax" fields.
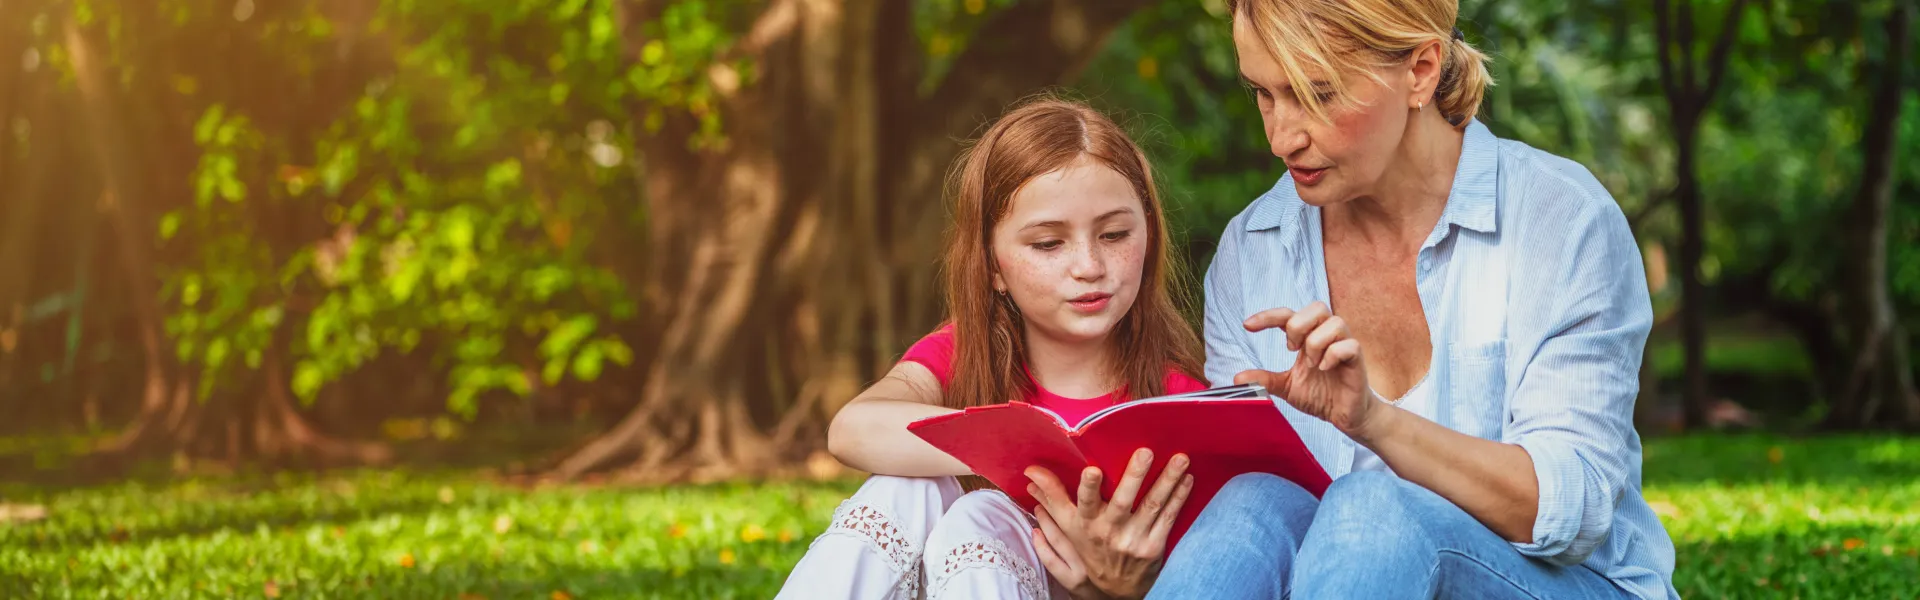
[{"xmin": 901, "ymin": 325, "xmax": 1210, "ymax": 425}]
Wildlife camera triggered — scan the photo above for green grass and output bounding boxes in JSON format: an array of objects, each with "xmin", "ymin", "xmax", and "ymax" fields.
[{"xmin": 3, "ymin": 435, "xmax": 1918, "ymax": 598}]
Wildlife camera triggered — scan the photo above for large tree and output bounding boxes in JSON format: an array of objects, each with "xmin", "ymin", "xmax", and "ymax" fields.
[{"xmin": 552, "ymin": 0, "xmax": 1156, "ymax": 480}]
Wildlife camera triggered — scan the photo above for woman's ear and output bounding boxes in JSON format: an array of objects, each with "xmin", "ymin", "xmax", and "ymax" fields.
[
  {"xmin": 1406, "ymin": 40, "xmax": 1447, "ymax": 109},
  {"xmin": 992, "ymin": 270, "xmax": 1008, "ymax": 294}
]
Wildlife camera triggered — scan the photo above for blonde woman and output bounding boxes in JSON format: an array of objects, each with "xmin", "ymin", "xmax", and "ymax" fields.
[{"xmin": 1028, "ymin": 1, "xmax": 1679, "ymax": 598}]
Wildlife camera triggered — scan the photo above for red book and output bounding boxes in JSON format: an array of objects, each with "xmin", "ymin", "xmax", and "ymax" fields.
[{"xmin": 907, "ymin": 383, "xmax": 1330, "ymax": 552}]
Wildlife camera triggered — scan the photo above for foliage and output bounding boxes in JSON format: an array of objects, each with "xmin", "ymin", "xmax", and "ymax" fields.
[
  {"xmin": 156, "ymin": 0, "xmax": 649, "ymax": 417},
  {"xmin": 1, "ymin": 434, "xmax": 1916, "ymax": 598}
]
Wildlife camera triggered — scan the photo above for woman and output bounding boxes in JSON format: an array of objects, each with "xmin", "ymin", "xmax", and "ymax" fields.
[
  {"xmin": 776, "ymin": 98, "xmax": 1205, "ymax": 600},
  {"xmin": 1027, "ymin": 1, "xmax": 1678, "ymax": 598}
]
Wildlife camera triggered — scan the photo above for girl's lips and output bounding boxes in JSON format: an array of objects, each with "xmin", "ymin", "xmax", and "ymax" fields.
[
  {"xmin": 1291, "ymin": 166, "xmax": 1328, "ymax": 186},
  {"xmin": 1068, "ymin": 294, "xmax": 1111, "ymax": 312}
]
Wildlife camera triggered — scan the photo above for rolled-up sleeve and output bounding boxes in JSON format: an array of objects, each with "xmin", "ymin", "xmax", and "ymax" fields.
[{"xmin": 1506, "ymin": 202, "xmax": 1652, "ymax": 565}]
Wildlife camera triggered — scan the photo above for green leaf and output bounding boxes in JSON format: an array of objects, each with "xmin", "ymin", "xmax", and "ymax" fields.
[
  {"xmin": 640, "ymin": 40, "xmax": 665, "ymax": 65},
  {"xmin": 600, "ymin": 338, "xmax": 633, "ymax": 366},
  {"xmin": 158, "ymin": 212, "xmax": 182, "ymax": 240},
  {"xmin": 193, "ymin": 106, "xmax": 225, "ymax": 144},
  {"xmin": 538, "ymin": 315, "xmax": 598, "ymax": 360},
  {"xmin": 483, "ymin": 159, "xmax": 522, "ymax": 193},
  {"xmin": 571, "ymin": 345, "xmax": 604, "ymax": 382}
]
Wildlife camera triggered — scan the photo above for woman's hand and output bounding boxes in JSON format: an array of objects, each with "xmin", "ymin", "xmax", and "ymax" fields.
[
  {"xmin": 1232, "ymin": 302, "xmax": 1385, "ymax": 441},
  {"xmin": 1025, "ymin": 449, "xmax": 1194, "ymax": 600}
]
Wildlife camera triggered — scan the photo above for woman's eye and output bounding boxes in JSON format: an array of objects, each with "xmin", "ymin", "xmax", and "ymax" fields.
[
  {"xmin": 1312, "ymin": 90, "xmax": 1336, "ymax": 104},
  {"xmin": 1101, "ymin": 230, "xmax": 1132, "ymax": 242},
  {"xmin": 1031, "ymin": 240, "xmax": 1063, "ymax": 251}
]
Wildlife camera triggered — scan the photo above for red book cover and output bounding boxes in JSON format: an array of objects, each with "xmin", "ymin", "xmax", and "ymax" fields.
[{"xmin": 906, "ymin": 384, "xmax": 1330, "ymax": 552}]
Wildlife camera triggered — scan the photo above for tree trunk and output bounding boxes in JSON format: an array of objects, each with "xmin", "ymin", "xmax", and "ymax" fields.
[
  {"xmin": 1674, "ymin": 126, "xmax": 1712, "ymax": 429},
  {"xmin": 1829, "ymin": 0, "xmax": 1915, "ymax": 429},
  {"xmin": 63, "ymin": 17, "xmax": 389, "ymax": 466},
  {"xmin": 1653, "ymin": 0, "xmax": 1748, "ymax": 430},
  {"xmin": 553, "ymin": 0, "xmax": 1150, "ymax": 480}
]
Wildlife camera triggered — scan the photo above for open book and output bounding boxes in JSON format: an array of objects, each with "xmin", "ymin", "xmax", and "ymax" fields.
[{"xmin": 907, "ymin": 383, "xmax": 1330, "ymax": 551}]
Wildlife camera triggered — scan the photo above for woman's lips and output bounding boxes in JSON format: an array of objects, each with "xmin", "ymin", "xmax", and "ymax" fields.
[{"xmin": 1290, "ymin": 166, "xmax": 1328, "ymax": 186}]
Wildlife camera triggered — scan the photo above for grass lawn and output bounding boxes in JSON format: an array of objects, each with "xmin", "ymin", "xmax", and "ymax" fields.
[{"xmin": 4, "ymin": 434, "xmax": 1918, "ymax": 599}]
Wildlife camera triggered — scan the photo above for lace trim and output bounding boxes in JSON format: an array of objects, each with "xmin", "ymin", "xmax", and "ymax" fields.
[
  {"xmin": 927, "ymin": 537, "xmax": 1047, "ymax": 600},
  {"xmin": 816, "ymin": 499, "xmax": 924, "ymax": 598}
]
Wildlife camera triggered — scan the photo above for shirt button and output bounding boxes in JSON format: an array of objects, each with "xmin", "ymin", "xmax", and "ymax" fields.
[{"xmin": 1419, "ymin": 257, "xmax": 1433, "ymax": 272}]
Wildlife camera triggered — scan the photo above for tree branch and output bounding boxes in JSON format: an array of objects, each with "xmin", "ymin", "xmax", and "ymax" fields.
[
  {"xmin": 1698, "ymin": 0, "xmax": 1753, "ymax": 110},
  {"xmin": 886, "ymin": 0, "xmax": 1153, "ymax": 248},
  {"xmin": 1678, "ymin": 0, "xmax": 1698, "ymax": 94},
  {"xmin": 1652, "ymin": 0, "xmax": 1687, "ymax": 116},
  {"xmin": 919, "ymin": 0, "xmax": 1153, "ymax": 140},
  {"xmin": 1628, "ymin": 188, "xmax": 1675, "ymax": 231}
]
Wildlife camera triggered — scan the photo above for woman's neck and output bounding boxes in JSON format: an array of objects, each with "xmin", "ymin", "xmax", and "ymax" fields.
[
  {"xmin": 1023, "ymin": 328, "xmax": 1117, "ymax": 399},
  {"xmin": 1324, "ymin": 113, "xmax": 1465, "ymax": 248}
]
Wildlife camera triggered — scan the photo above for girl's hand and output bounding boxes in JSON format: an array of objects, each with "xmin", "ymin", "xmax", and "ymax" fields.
[
  {"xmin": 1025, "ymin": 449, "xmax": 1194, "ymax": 599},
  {"xmin": 1232, "ymin": 302, "xmax": 1385, "ymax": 441}
]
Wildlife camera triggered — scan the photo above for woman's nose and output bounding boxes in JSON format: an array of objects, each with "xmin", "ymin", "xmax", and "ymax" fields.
[
  {"xmin": 1267, "ymin": 112, "xmax": 1309, "ymax": 159},
  {"xmin": 1267, "ymin": 103, "xmax": 1313, "ymax": 158}
]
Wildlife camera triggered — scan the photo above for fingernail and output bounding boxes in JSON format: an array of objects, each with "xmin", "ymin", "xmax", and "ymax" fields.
[
  {"xmin": 1173, "ymin": 454, "xmax": 1189, "ymax": 469},
  {"xmin": 1137, "ymin": 448, "xmax": 1152, "ymax": 461}
]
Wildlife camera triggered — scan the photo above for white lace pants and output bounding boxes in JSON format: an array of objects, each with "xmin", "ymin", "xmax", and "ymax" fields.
[{"xmin": 776, "ymin": 475, "xmax": 1066, "ymax": 600}]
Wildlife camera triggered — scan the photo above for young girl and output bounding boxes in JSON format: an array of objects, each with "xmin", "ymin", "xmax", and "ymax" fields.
[{"xmin": 775, "ymin": 99, "xmax": 1207, "ymax": 599}]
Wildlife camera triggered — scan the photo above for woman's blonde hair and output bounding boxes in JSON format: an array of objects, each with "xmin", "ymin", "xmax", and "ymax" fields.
[{"xmin": 1227, "ymin": 0, "xmax": 1492, "ymax": 127}]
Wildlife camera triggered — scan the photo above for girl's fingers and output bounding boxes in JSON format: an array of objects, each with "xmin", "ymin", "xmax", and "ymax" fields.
[
  {"xmin": 1105, "ymin": 449, "xmax": 1154, "ymax": 517},
  {"xmin": 1130, "ymin": 453, "xmax": 1188, "ymax": 534},
  {"xmin": 1025, "ymin": 467, "xmax": 1077, "ymax": 519},
  {"xmin": 1036, "ymin": 506, "xmax": 1086, "ymax": 570},
  {"xmin": 1147, "ymin": 474, "xmax": 1197, "ymax": 548},
  {"xmin": 1033, "ymin": 526, "xmax": 1077, "ymax": 581},
  {"xmin": 1075, "ymin": 466, "xmax": 1105, "ymax": 521}
]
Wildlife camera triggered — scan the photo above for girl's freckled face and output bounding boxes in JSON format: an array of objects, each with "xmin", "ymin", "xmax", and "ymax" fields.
[{"xmin": 990, "ymin": 158, "xmax": 1149, "ymax": 346}]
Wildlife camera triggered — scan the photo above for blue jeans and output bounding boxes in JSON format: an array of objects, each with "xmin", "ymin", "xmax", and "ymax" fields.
[{"xmin": 1147, "ymin": 471, "xmax": 1632, "ymax": 599}]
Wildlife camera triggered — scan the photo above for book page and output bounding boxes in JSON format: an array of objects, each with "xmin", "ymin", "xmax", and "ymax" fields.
[{"xmin": 1070, "ymin": 383, "xmax": 1268, "ymax": 430}]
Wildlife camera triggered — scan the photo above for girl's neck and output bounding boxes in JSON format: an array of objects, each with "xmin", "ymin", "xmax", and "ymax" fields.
[{"xmin": 1022, "ymin": 328, "xmax": 1117, "ymax": 400}]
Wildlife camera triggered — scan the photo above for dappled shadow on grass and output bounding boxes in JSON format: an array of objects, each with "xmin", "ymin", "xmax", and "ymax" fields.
[
  {"xmin": 1642, "ymin": 433, "xmax": 1920, "ymax": 487},
  {"xmin": 1671, "ymin": 523, "xmax": 1920, "ymax": 600}
]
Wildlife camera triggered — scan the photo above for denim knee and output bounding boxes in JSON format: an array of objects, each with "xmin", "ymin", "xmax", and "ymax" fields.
[
  {"xmin": 1199, "ymin": 473, "xmax": 1319, "ymax": 536},
  {"xmin": 1315, "ymin": 471, "xmax": 1421, "ymax": 529}
]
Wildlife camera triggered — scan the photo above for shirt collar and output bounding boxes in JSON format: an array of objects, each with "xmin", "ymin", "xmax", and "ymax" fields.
[{"xmin": 1243, "ymin": 119, "xmax": 1501, "ymax": 242}]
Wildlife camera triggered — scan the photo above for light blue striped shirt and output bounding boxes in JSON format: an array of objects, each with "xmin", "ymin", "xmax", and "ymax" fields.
[{"xmin": 1203, "ymin": 120, "xmax": 1678, "ymax": 599}]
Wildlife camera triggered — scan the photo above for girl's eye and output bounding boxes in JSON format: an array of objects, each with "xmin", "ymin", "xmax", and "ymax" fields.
[
  {"xmin": 1312, "ymin": 90, "xmax": 1336, "ymax": 104},
  {"xmin": 1031, "ymin": 240, "xmax": 1063, "ymax": 251},
  {"xmin": 1101, "ymin": 230, "xmax": 1132, "ymax": 242}
]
